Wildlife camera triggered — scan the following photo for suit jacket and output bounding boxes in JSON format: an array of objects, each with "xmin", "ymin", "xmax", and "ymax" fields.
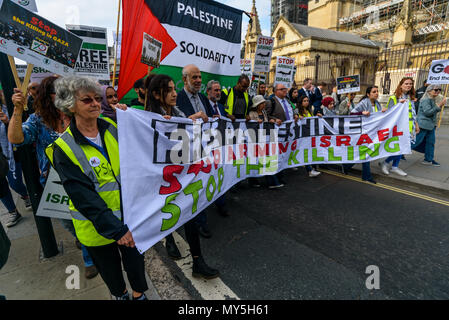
[
  {"xmin": 176, "ymin": 88, "xmax": 214, "ymax": 117},
  {"xmin": 266, "ymin": 97, "xmax": 296, "ymax": 122},
  {"xmin": 207, "ymin": 100, "xmax": 226, "ymax": 117},
  {"xmin": 298, "ymin": 88, "xmax": 316, "ymax": 104}
]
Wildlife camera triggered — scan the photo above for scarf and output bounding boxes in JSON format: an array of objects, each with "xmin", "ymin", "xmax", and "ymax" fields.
[{"xmin": 101, "ymin": 85, "xmax": 117, "ymax": 122}]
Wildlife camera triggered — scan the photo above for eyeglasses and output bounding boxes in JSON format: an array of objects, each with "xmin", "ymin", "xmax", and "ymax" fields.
[
  {"xmin": 79, "ymin": 97, "xmax": 102, "ymax": 104},
  {"xmin": 107, "ymin": 94, "xmax": 118, "ymax": 99},
  {"xmin": 433, "ymin": 89, "xmax": 442, "ymax": 92}
]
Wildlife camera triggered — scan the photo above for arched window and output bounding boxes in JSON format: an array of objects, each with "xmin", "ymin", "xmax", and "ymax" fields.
[{"xmin": 277, "ymin": 28, "xmax": 286, "ymax": 45}]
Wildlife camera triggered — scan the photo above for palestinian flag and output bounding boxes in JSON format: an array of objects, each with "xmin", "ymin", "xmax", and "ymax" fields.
[{"xmin": 118, "ymin": 0, "xmax": 243, "ymax": 104}]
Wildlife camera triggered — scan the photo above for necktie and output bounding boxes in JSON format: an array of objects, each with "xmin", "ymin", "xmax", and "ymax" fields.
[
  {"xmin": 192, "ymin": 94, "xmax": 201, "ymax": 113},
  {"xmin": 213, "ymin": 103, "xmax": 219, "ymax": 116},
  {"xmin": 281, "ymin": 100, "xmax": 290, "ymax": 120}
]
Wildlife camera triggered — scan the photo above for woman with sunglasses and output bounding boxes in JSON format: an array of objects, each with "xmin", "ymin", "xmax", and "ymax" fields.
[
  {"xmin": 100, "ymin": 86, "xmax": 127, "ymax": 122},
  {"xmin": 44, "ymin": 76, "xmax": 148, "ymax": 300},
  {"xmin": 9, "ymin": 76, "xmax": 98, "ymax": 280},
  {"xmin": 412, "ymin": 85, "xmax": 446, "ymax": 166}
]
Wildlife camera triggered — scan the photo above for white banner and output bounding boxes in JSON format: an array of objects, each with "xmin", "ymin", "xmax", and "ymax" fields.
[
  {"xmin": 275, "ymin": 56, "xmax": 295, "ymax": 88},
  {"xmin": 253, "ymin": 35, "xmax": 274, "ymax": 73},
  {"xmin": 16, "ymin": 64, "xmax": 53, "ymax": 83},
  {"xmin": 427, "ymin": 59, "xmax": 449, "ymax": 84},
  {"xmin": 117, "ymin": 103, "xmax": 411, "ymax": 253}
]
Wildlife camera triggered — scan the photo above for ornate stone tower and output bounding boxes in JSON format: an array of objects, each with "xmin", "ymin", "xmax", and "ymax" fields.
[
  {"xmin": 244, "ymin": 0, "xmax": 262, "ymax": 61},
  {"xmin": 392, "ymin": 0, "xmax": 414, "ymax": 47}
]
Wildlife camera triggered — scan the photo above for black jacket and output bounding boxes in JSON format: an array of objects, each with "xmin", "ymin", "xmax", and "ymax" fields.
[
  {"xmin": 176, "ymin": 88, "xmax": 214, "ymax": 117},
  {"xmin": 51, "ymin": 118, "xmax": 129, "ymax": 243}
]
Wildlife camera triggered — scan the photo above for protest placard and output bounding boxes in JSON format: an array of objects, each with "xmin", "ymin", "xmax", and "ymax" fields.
[
  {"xmin": 141, "ymin": 32, "xmax": 162, "ymax": 68},
  {"xmin": 0, "ymin": 0, "xmax": 37, "ymax": 12},
  {"xmin": 337, "ymin": 75, "xmax": 361, "ymax": 94},
  {"xmin": 427, "ymin": 59, "xmax": 449, "ymax": 84},
  {"xmin": 253, "ymin": 35, "xmax": 274, "ymax": 73},
  {"xmin": 240, "ymin": 59, "xmax": 252, "ymax": 77},
  {"xmin": 36, "ymin": 168, "xmax": 71, "ymax": 220},
  {"xmin": 16, "ymin": 64, "xmax": 52, "ymax": 82},
  {"xmin": 117, "ymin": 103, "xmax": 411, "ymax": 253},
  {"xmin": 275, "ymin": 56, "xmax": 295, "ymax": 87},
  {"xmin": 66, "ymin": 25, "xmax": 110, "ymax": 81},
  {"xmin": 0, "ymin": 0, "xmax": 83, "ymax": 77}
]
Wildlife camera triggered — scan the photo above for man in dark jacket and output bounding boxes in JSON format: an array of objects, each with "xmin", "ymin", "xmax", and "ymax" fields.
[
  {"xmin": 176, "ymin": 64, "xmax": 214, "ymax": 117},
  {"xmin": 130, "ymin": 78, "xmax": 145, "ymax": 109}
]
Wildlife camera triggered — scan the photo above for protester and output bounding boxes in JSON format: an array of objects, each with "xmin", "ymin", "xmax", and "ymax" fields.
[
  {"xmin": 258, "ymin": 83, "xmax": 268, "ymax": 99},
  {"xmin": 206, "ymin": 80, "xmax": 226, "ymax": 117},
  {"xmin": 130, "ymin": 78, "xmax": 145, "ymax": 109},
  {"xmin": 177, "ymin": 64, "xmax": 214, "ymax": 117},
  {"xmin": 338, "ymin": 92, "xmax": 356, "ymax": 115},
  {"xmin": 0, "ymin": 100, "xmax": 30, "ymax": 227},
  {"xmin": 331, "ymin": 86, "xmax": 340, "ymax": 106},
  {"xmin": 288, "ymin": 87, "xmax": 299, "ymax": 107},
  {"xmin": 100, "ymin": 86, "xmax": 127, "ymax": 122},
  {"xmin": 297, "ymin": 95, "xmax": 321, "ymax": 178},
  {"xmin": 379, "ymin": 77, "xmax": 419, "ymax": 177},
  {"xmin": 343, "ymin": 86, "xmax": 380, "ymax": 183},
  {"xmin": 322, "ymin": 97, "xmax": 337, "ymax": 116},
  {"xmin": 412, "ymin": 84, "xmax": 446, "ymax": 166},
  {"xmin": 9, "ymin": 76, "xmax": 98, "ymax": 279},
  {"xmin": 415, "ymin": 80, "xmax": 428, "ymax": 114},
  {"xmin": 45, "ymin": 76, "xmax": 148, "ymax": 300},
  {"xmin": 220, "ymin": 74, "xmax": 252, "ymax": 120},
  {"xmin": 312, "ymin": 82, "xmax": 325, "ymax": 116},
  {"xmin": 298, "ymin": 78, "xmax": 316, "ymax": 108},
  {"xmin": 144, "ymin": 73, "xmax": 219, "ymax": 279}
]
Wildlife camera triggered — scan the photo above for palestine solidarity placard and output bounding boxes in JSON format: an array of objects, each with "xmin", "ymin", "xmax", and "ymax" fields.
[
  {"xmin": 0, "ymin": 0, "xmax": 82, "ymax": 76},
  {"xmin": 66, "ymin": 25, "xmax": 110, "ymax": 80}
]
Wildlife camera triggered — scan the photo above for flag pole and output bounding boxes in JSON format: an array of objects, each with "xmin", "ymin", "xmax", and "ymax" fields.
[
  {"xmin": 437, "ymin": 84, "xmax": 448, "ymax": 129},
  {"xmin": 112, "ymin": 0, "xmax": 121, "ymax": 87}
]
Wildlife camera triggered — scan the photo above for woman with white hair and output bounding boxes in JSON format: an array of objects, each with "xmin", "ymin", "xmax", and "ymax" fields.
[
  {"xmin": 412, "ymin": 84, "xmax": 446, "ymax": 166},
  {"xmin": 44, "ymin": 77, "xmax": 148, "ymax": 300}
]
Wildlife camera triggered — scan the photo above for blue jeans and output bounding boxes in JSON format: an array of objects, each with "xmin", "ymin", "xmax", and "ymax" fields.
[
  {"xmin": 412, "ymin": 128, "xmax": 436, "ymax": 162},
  {"xmin": 385, "ymin": 155, "xmax": 401, "ymax": 168},
  {"xmin": 344, "ymin": 162, "xmax": 373, "ymax": 180},
  {"xmin": 59, "ymin": 219, "xmax": 94, "ymax": 267}
]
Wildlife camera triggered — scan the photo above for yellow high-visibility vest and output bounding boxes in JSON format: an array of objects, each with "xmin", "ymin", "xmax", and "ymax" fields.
[
  {"xmin": 387, "ymin": 95, "xmax": 414, "ymax": 134},
  {"xmin": 223, "ymin": 88, "xmax": 249, "ymax": 116},
  {"xmin": 46, "ymin": 117, "xmax": 121, "ymax": 247}
]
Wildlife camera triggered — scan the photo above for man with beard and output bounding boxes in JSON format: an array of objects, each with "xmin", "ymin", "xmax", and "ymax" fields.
[
  {"xmin": 219, "ymin": 75, "xmax": 252, "ymax": 121},
  {"xmin": 176, "ymin": 64, "xmax": 214, "ymax": 117},
  {"xmin": 130, "ymin": 78, "xmax": 146, "ymax": 110}
]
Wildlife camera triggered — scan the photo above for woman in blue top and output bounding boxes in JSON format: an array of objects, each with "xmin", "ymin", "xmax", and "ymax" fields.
[{"xmin": 9, "ymin": 76, "xmax": 98, "ymax": 279}]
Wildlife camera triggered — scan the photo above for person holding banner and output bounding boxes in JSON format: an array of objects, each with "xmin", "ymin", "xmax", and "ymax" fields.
[
  {"xmin": 338, "ymin": 92, "xmax": 356, "ymax": 115},
  {"xmin": 379, "ymin": 78, "xmax": 419, "ymax": 177},
  {"xmin": 144, "ymin": 74, "xmax": 219, "ymax": 280},
  {"xmin": 297, "ymin": 95, "xmax": 321, "ymax": 178},
  {"xmin": 9, "ymin": 76, "xmax": 98, "ymax": 280},
  {"xmin": 343, "ymin": 86, "xmax": 381, "ymax": 183},
  {"xmin": 412, "ymin": 85, "xmax": 446, "ymax": 167},
  {"xmin": 45, "ymin": 76, "xmax": 149, "ymax": 300}
]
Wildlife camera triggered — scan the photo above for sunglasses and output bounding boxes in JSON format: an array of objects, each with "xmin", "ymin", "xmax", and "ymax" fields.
[
  {"xmin": 107, "ymin": 94, "xmax": 118, "ymax": 99},
  {"xmin": 433, "ymin": 89, "xmax": 442, "ymax": 92},
  {"xmin": 79, "ymin": 96, "xmax": 102, "ymax": 104}
]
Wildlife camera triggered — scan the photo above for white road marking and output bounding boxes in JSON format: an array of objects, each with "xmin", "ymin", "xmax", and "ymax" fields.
[{"xmin": 164, "ymin": 232, "xmax": 240, "ymax": 300}]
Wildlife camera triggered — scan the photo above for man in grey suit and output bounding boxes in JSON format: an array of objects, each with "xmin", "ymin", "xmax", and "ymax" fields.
[{"xmin": 266, "ymin": 83, "xmax": 299, "ymax": 125}]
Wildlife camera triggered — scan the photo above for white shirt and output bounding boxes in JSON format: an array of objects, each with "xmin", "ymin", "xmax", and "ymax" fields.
[
  {"xmin": 86, "ymin": 133, "xmax": 103, "ymax": 148},
  {"xmin": 275, "ymin": 96, "xmax": 294, "ymax": 121}
]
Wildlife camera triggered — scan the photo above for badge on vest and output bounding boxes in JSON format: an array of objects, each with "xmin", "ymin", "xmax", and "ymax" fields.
[{"xmin": 89, "ymin": 157, "xmax": 101, "ymax": 168}]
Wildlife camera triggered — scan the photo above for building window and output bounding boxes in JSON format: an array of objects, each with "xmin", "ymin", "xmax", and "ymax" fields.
[{"xmin": 277, "ymin": 28, "xmax": 286, "ymax": 45}]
